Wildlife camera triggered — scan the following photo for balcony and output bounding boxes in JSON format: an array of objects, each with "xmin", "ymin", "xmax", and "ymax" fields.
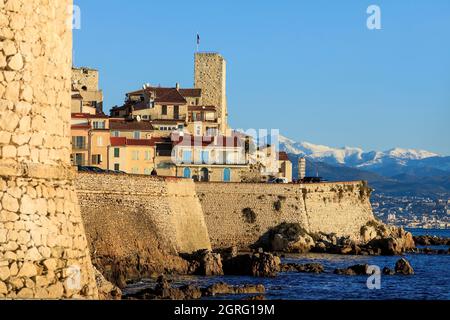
[{"xmin": 72, "ymin": 143, "xmax": 88, "ymax": 151}]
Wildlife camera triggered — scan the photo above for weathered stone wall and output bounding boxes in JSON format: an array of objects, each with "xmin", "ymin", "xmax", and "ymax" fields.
[
  {"xmin": 72, "ymin": 67, "xmax": 99, "ymax": 92},
  {"xmin": 194, "ymin": 53, "xmax": 227, "ymax": 133},
  {"xmin": 0, "ymin": 0, "xmax": 98, "ymax": 299},
  {"xmin": 196, "ymin": 181, "xmax": 374, "ymax": 250},
  {"xmin": 75, "ymin": 173, "xmax": 211, "ymax": 255}
]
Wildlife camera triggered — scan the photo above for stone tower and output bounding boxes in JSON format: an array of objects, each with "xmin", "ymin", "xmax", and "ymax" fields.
[
  {"xmin": 0, "ymin": 0, "xmax": 98, "ymax": 298},
  {"xmin": 194, "ymin": 53, "xmax": 228, "ymax": 134},
  {"xmin": 298, "ymin": 157, "xmax": 306, "ymax": 180}
]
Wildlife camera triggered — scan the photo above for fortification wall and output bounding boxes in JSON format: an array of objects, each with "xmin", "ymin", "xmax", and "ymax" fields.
[
  {"xmin": 75, "ymin": 173, "xmax": 211, "ymax": 284},
  {"xmin": 196, "ymin": 181, "xmax": 374, "ymax": 250},
  {"xmin": 0, "ymin": 0, "xmax": 98, "ymax": 299}
]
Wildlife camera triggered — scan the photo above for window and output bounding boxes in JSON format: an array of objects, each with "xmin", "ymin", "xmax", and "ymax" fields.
[
  {"xmin": 144, "ymin": 151, "xmax": 151, "ymax": 161},
  {"xmin": 133, "ymin": 131, "xmax": 140, "ymax": 139},
  {"xmin": 162, "ymin": 105, "xmax": 167, "ymax": 115},
  {"xmin": 201, "ymin": 151, "xmax": 209, "ymax": 164},
  {"xmin": 114, "ymin": 148, "xmax": 120, "ymax": 158},
  {"xmin": 112, "ymin": 131, "xmax": 120, "ymax": 137},
  {"xmin": 183, "ymin": 167, "xmax": 191, "ymax": 178},
  {"xmin": 92, "ymin": 154, "xmax": 102, "ymax": 165},
  {"xmin": 97, "ymin": 136, "xmax": 103, "ymax": 147},
  {"xmin": 174, "ymin": 105, "xmax": 179, "ymax": 119},
  {"xmin": 132, "ymin": 150, "xmax": 139, "ymax": 160},
  {"xmin": 93, "ymin": 121, "xmax": 105, "ymax": 129},
  {"xmin": 195, "ymin": 124, "xmax": 202, "ymax": 136},
  {"xmin": 72, "ymin": 136, "xmax": 86, "ymax": 149},
  {"xmin": 114, "ymin": 164, "xmax": 120, "ymax": 171},
  {"xmin": 223, "ymin": 168, "xmax": 231, "ymax": 182},
  {"xmin": 182, "ymin": 150, "xmax": 192, "ymax": 163}
]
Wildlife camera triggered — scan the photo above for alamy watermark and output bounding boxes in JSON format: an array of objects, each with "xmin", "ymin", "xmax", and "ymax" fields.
[
  {"xmin": 367, "ymin": 5, "xmax": 382, "ymax": 30},
  {"xmin": 366, "ymin": 265, "xmax": 381, "ymax": 290},
  {"xmin": 67, "ymin": 5, "xmax": 81, "ymax": 30},
  {"xmin": 66, "ymin": 265, "xmax": 82, "ymax": 291}
]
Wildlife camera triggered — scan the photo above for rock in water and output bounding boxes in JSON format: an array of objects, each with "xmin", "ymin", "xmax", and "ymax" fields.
[
  {"xmin": 222, "ymin": 252, "xmax": 281, "ymax": 277},
  {"xmin": 94, "ymin": 267, "xmax": 122, "ymax": 300},
  {"xmin": 251, "ymin": 253, "xmax": 281, "ymax": 277},
  {"xmin": 182, "ymin": 249, "xmax": 224, "ymax": 276},
  {"xmin": 334, "ymin": 264, "xmax": 369, "ymax": 276},
  {"xmin": 382, "ymin": 267, "xmax": 395, "ymax": 275},
  {"xmin": 395, "ymin": 258, "xmax": 414, "ymax": 275},
  {"xmin": 281, "ymin": 263, "xmax": 324, "ymax": 273},
  {"xmin": 362, "ymin": 220, "xmax": 415, "ymax": 255},
  {"xmin": 267, "ymin": 223, "xmax": 315, "ymax": 253},
  {"xmin": 200, "ymin": 251, "xmax": 224, "ymax": 276}
]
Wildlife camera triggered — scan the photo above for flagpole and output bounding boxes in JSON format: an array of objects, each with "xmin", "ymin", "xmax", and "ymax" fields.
[{"xmin": 196, "ymin": 33, "xmax": 199, "ymax": 53}]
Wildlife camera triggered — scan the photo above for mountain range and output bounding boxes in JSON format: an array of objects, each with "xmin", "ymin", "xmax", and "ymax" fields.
[{"xmin": 278, "ymin": 136, "xmax": 450, "ymax": 198}]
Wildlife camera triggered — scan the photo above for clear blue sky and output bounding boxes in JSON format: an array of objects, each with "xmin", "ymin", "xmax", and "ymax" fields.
[{"xmin": 73, "ymin": 0, "xmax": 450, "ymax": 155}]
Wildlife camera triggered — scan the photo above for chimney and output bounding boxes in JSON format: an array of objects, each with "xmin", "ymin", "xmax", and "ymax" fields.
[{"xmin": 176, "ymin": 83, "xmax": 180, "ymax": 90}]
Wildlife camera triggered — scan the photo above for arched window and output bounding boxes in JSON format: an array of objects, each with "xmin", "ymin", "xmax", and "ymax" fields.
[
  {"xmin": 200, "ymin": 168, "xmax": 209, "ymax": 182},
  {"xmin": 223, "ymin": 168, "xmax": 231, "ymax": 182},
  {"xmin": 183, "ymin": 167, "xmax": 191, "ymax": 179}
]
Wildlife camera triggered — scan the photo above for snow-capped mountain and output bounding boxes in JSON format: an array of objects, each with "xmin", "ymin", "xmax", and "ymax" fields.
[{"xmin": 278, "ymin": 135, "xmax": 448, "ymax": 177}]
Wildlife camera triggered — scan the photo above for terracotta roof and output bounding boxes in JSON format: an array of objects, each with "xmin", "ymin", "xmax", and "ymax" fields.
[
  {"xmin": 154, "ymin": 88, "xmax": 186, "ymax": 104},
  {"xmin": 71, "ymin": 124, "xmax": 90, "ymax": 129},
  {"xmin": 110, "ymin": 120, "xmax": 154, "ymax": 131},
  {"xmin": 278, "ymin": 152, "xmax": 290, "ymax": 161},
  {"xmin": 127, "ymin": 139, "xmax": 155, "ymax": 146},
  {"xmin": 188, "ymin": 105, "xmax": 216, "ymax": 112},
  {"xmin": 128, "ymin": 87, "xmax": 201, "ymax": 99},
  {"xmin": 179, "ymin": 88, "xmax": 201, "ymax": 98},
  {"xmin": 127, "ymin": 87, "xmax": 186, "ymax": 104},
  {"xmin": 110, "ymin": 137, "xmax": 156, "ymax": 147},
  {"xmin": 71, "ymin": 113, "xmax": 109, "ymax": 119},
  {"xmin": 110, "ymin": 137, "xmax": 127, "ymax": 146}
]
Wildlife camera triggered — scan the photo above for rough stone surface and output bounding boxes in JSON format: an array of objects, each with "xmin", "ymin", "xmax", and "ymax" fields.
[
  {"xmin": 395, "ymin": 258, "xmax": 414, "ymax": 275},
  {"xmin": 196, "ymin": 181, "xmax": 374, "ymax": 250},
  {"xmin": 0, "ymin": 0, "xmax": 98, "ymax": 299},
  {"xmin": 75, "ymin": 173, "xmax": 210, "ymax": 287}
]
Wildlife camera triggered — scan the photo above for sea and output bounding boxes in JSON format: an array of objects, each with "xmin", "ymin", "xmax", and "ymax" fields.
[{"xmin": 124, "ymin": 228, "xmax": 450, "ymax": 300}]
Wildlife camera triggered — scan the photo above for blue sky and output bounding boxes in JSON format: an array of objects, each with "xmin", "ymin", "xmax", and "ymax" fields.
[{"xmin": 73, "ymin": 0, "xmax": 450, "ymax": 155}]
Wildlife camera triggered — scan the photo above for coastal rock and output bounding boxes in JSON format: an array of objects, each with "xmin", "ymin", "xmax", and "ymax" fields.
[
  {"xmin": 334, "ymin": 264, "xmax": 369, "ymax": 276},
  {"xmin": 363, "ymin": 221, "xmax": 415, "ymax": 255},
  {"xmin": 203, "ymin": 282, "xmax": 265, "ymax": 297},
  {"xmin": 259, "ymin": 223, "xmax": 315, "ymax": 253},
  {"xmin": 222, "ymin": 252, "xmax": 280, "ymax": 277},
  {"xmin": 414, "ymin": 235, "xmax": 450, "ymax": 246},
  {"xmin": 251, "ymin": 253, "xmax": 281, "ymax": 277},
  {"xmin": 382, "ymin": 267, "xmax": 395, "ymax": 275},
  {"xmin": 394, "ymin": 258, "xmax": 414, "ymax": 275},
  {"xmin": 94, "ymin": 267, "xmax": 122, "ymax": 300},
  {"xmin": 199, "ymin": 250, "xmax": 223, "ymax": 276},
  {"xmin": 214, "ymin": 246, "xmax": 238, "ymax": 261},
  {"xmin": 181, "ymin": 249, "xmax": 224, "ymax": 276},
  {"xmin": 280, "ymin": 263, "xmax": 324, "ymax": 273},
  {"xmin": 125, "ymin": 277, "xmax": 265, "ymax": 300}
]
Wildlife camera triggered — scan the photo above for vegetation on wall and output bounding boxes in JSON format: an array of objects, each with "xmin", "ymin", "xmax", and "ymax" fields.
[{"xmin": 242, "ymin": 207, "xmax": 257, "ymax": 223}]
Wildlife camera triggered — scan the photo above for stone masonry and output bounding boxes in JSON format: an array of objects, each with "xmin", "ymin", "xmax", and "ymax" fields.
[
  {"xmin": 196, "ymin": 181, "xmax": 374, "ymax": 250},
  {"xmin": 0, "ymin": 0, "xmax": 98, "ymax": 298},
  {"xmin": 194, "ymin": 53, "xmax": 228, "ymax": 134}
]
